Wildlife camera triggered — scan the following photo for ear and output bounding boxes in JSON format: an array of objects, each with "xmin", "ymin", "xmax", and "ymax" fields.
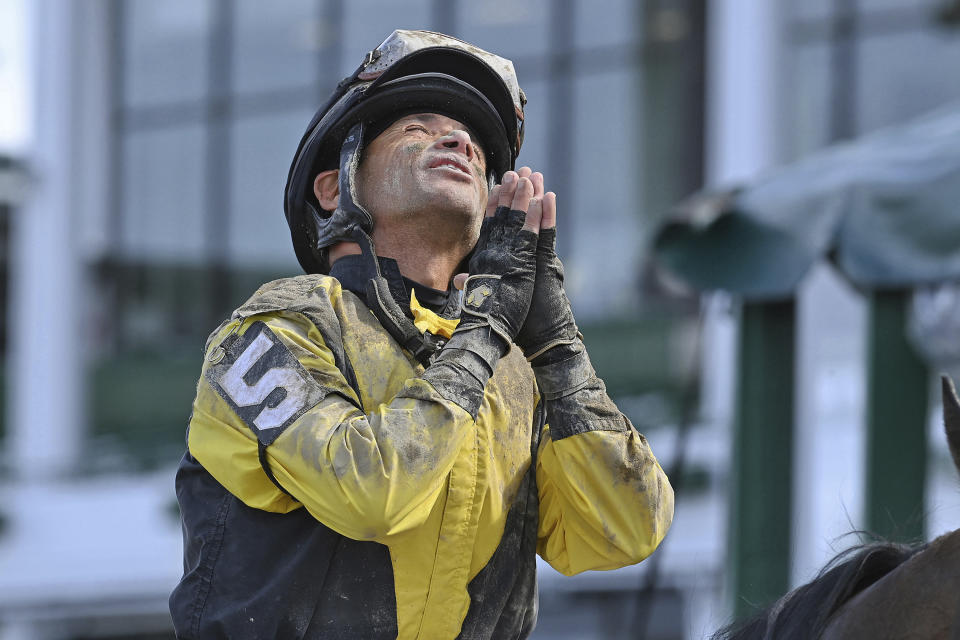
[
  {"xmin": 313, "ymin": 169, "xmax": 340, "ymax": 211},
  {"xmin": 942, "ymin": 376, "xmax": 960, "ymax": 477}
]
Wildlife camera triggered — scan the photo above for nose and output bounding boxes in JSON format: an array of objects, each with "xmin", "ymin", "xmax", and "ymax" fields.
[{"xmin": 435, "ymin": 129, "xmax": 476, "ymax": 161}]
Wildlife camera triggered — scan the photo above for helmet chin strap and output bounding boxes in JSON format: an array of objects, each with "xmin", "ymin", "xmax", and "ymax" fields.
[{"xmin": 334, "ymin": 123, "xmax": 443, "ymax": 366}]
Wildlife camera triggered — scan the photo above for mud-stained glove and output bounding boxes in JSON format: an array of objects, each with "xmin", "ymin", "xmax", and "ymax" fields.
[
  {"xmin": 421, "ymin": 206, "xmax": 539, "ymax": 418},
  {"xmin": 515, "ymin": 227, "xmax": 580, "ymax": 366},
  {"xmin": 457, "ymin": 205, "xmax": 540, "ymax": 343}
]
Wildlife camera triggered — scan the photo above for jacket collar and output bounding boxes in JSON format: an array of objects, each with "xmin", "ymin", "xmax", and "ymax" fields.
[{"xmin": 329, "ymin": 254, "xmax": 452, "ymax": 316}]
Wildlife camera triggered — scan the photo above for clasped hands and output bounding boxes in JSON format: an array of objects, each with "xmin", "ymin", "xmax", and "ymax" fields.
[{"xmin": 454, "ymin": 167, "xmax": 579, "ymax": 365}]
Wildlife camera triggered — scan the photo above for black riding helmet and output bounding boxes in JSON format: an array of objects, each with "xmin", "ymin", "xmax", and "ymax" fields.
[{"xmin": 284, "ymin": 30, "xmax": 527, "ymax": 274}]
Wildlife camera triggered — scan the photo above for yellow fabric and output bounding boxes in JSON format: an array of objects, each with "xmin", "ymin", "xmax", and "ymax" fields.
[
  {"xmin": 187, "ymin": 274, "xmax": 672, "ymax": 639},
  {"xmin": 409, "ymin": 289, "xmax": 459, "ymax": 338},
  {"xmin": 536, "ymin": 425, "xmax": 674, "ymax": 575}
]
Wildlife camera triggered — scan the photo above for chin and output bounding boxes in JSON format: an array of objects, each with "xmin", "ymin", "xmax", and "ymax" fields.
[{"xmin": 423, "ymin": 190, "xmax": 484, "ymax": 222}]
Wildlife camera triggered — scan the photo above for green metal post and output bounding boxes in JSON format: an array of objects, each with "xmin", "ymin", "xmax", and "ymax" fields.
[
  {"xmin": 730, "ymin": 299, "xmax": 796, "ymax": 619},
  {"xmin": 865, "ymin": 290, "xmax": 929, "ymax": 543}
]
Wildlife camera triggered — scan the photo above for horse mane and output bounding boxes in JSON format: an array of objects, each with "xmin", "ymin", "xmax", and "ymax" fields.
[
  {"xmin": 711, "ymin": 540, "xmax": 925, "ymax": 640},
  {"xmin": 714, "ymin": 377, "xmax": 960, "ymax": 640}
]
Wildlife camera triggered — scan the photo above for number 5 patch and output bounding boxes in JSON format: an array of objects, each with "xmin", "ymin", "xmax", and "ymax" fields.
[{"xmin": 206, "ymin": 321, "xmax": 327, "ymax": 446}]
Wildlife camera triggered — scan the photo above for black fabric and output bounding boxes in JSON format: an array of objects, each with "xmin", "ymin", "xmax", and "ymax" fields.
[
  {"xmin": 169, "ymin": 452, "xmax": 398, "ymax": 639},
  {"xmin": 543, "ymin": 382, "xmax": 630, "ymax": 442},
  {"xmin": 530, "ymin": 346, "xmax": 593, "ymax": 401},
  {"xmin": 329, "ymin": 253, "xmax": 389, "ymax": 306},
  {"xmin": 403, "ymin": 276, "xmax": 449, "ymax": 311},
  {"xmin": 330, "ymin": 254, "xmax": 452, "ymax": 316}
]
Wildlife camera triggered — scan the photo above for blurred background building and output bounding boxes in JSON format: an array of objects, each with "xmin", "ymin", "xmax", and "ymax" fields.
[{"xmin": 0, "ymin": 0, "xmax": 959, "ymax": 638}]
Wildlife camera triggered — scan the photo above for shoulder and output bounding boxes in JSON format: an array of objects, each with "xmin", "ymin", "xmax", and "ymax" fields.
[
  {"xmin": 233, "ymin": 274, "xmax": 345, "ymax": 318},
  {"xmin": 200, "ymin": 274, "xmax": 351, "ymax": 354},
  {"xmin": 198, "ymin": 274, "xmax": 362, "ymax": 404}
]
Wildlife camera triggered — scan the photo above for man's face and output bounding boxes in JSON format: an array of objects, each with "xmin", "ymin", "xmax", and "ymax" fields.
[{"xmin": 355, "ymin": 113, "xmax": 489, "ymax": 233}]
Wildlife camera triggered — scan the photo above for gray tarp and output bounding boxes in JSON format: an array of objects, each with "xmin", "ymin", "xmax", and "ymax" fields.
[{"xmin": 653, "ymin": 103, "xmax": 960, "ymax": 299}]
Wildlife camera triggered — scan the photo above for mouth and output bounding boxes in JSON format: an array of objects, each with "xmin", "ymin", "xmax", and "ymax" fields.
[{"xmin": 427, "ymin": 155, "xmax": 474, "ymax": 178}]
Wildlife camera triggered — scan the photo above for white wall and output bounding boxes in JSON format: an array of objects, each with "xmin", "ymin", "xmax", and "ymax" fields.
[{"xmin": 7, "ymin": 0, "xmax": 85, "ymax": 479}]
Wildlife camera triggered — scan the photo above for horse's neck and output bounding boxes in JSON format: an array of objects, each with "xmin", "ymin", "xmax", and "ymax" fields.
[{"xmin": 821, "ymin": 529, "xmax": 960, "ymax": 639}]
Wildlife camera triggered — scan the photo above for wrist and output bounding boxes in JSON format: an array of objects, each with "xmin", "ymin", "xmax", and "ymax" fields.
[
  {"xmin": 527, "ymin": 327, "xmax": 586, "ymax": 369},
  {"xmin": 532, "ymin": 341, "xmax": 595, "ymax": 400},
  {"xmin": 443, "ymin": 326, "xmax": 510, "ymax": 368},
  {"xmin": 420, "ymin": 326, "xmax": 510, "ymax": 419}
]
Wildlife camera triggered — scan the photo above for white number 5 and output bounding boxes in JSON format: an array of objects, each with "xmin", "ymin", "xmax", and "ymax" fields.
[{"xmin": 220, "ymin": 332, "xmax": 309, "ymax": 431}]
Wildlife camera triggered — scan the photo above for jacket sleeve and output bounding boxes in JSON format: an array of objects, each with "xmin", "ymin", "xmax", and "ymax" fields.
[
  {"xmin": 188, "ymin": 311, "xmax": 481, "ymax": 543},
  {"xmin": 535, "ymin": 350, "xmax": 674, "ymax": 576}
]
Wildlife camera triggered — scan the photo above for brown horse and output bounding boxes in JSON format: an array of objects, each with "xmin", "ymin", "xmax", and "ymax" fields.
[{"xmin": 713, "ymin": 376, "xmax": 960, "ymax": 640}]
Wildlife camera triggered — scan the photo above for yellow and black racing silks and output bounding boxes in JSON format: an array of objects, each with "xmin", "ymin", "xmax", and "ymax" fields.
[{"xmin": 170, "ymin": 263, "xmax": 674, "ymax": 640}]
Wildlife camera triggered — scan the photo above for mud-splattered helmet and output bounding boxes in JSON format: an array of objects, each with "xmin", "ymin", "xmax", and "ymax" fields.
[{"xmin": 284, "ymin": 29, "xmax": 526, "ymax": 274}]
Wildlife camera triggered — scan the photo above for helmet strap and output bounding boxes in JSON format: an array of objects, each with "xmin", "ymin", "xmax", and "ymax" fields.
[
  {"xmin": 358, "ymin": 223, "xmax": 442, "ymax": 365},
  {"xmin": 335, "ymin": 122, "xmax": 374, "ymax": 248}
]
